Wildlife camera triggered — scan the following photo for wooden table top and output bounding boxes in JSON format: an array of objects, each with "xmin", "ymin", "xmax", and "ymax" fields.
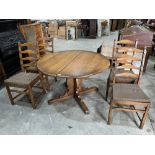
[{"xmin": 37, "ymin": 50, "xmax": 110, "ymax": 78}]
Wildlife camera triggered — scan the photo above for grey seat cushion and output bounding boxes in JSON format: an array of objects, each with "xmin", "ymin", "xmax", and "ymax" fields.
[
  {"xmin": 26, "ymin": 66, "xmax": 38, "ymax": 73},
  {"xmin": 5, "ymin": 72, "xmax": 39, "ymax": 85},
  {"xmin": 113, "ymin": 84, "xmax": 150, "ymax": 102}
]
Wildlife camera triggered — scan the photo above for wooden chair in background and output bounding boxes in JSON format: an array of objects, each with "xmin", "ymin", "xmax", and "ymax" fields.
[
  {"xmin": 18, "ymin": 42, "xmax": 39, "ymax": 73},
  {"xmin": 19, "ymin": 22, "xmax": 54, "ymax": 55}
]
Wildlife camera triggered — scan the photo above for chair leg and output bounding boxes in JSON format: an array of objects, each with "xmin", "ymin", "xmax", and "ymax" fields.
[
  {"xmin": 39, "ymin": 71, "xmax": 48, "ymax": 92},
  {"xmin": 26, "ymin": 91, "xmax": 32, "ymax": 103},
  {"xmin": 45, "ymin": 75, "xmax": 50, "ymax": 91},
  {"xmin": 5, "ymin": 84, "xmax": 15, "ymax": 105},
  {"xmin": 54, "ymin": 77, "xmax": 57, "ymax": 82},
  {"xmin": 108, "ymin": 100, "xmax": 113, "ymax": 125},
  {"xmin": 28, "ymin": 86, "xmax": 37, "ymax": 109},
  {"xmin": 39, "ymin": 75, "xmax": 46, "ymax": 94},
  {"xmin": 139, "ymin": 104, "xmax": 150, "ymax": 129},
  {"xmin": 106, "ymin": 78, "xmax": 110, "ymax": 101}
]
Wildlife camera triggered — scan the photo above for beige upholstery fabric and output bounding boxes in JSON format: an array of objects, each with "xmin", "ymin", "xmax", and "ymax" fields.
[
  {"xmin": 26, "ymin": 66, "xmax": 38, "ymax": 73},
  {"xmin": 113, "ymin": 84, "xmax": 150, "ymax": 102},
  {"xmin": 5, "ymin": 72, "xmax": 39, "ymax": 85}
]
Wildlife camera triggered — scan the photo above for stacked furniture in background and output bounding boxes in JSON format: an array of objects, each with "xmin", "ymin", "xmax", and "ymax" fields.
[
  {"xmin": 57, "ymin": 26, "xmax": 66, "ymax": 39},
  {"xmin": 48, "ymin": 21, "xmax": 58, "ymax": 38},
  {"xmin": 110, "ymin": 19, "xmax": 126, "ymax": 32},
  {"xmin": 66, "ymin": 20, "xmax": 78, "ymax": 40},
  {"xmin": 118, "ymin": 25, "xmax": 154, "ymax": 72}
]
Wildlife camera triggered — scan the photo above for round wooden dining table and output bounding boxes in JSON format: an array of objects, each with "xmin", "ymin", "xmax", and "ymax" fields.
[{"xmin": 37, "ymin": 50, "xmax": 110, "ymax": 114}]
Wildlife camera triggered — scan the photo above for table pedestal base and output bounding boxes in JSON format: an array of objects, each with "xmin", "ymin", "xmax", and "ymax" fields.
[{"xmin": 48, "ymin": 78, "xmax": 97, "ymax": 114}]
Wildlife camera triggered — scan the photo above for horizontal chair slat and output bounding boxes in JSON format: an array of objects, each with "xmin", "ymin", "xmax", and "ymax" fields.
[
  {"xmin": 23, "ymin": 63, "xmax": 36, "ymax": 67},
  {"xmin": 116, "ymin": 47, "xmax": 143, "ymax": 53},
  {"xmin": 116, "ymin": 64, "xmax": 140, "ymax": 70},
  {"xmin": 117, "ymin": 56, "xmax": 141, "ymax": 61},
  {"xmin": 116, "ymin": 39, "xmax": 135, "ymax": 45},
  {"xmin": 115, "ymin": 72, "xmax": 139, "ymax": 78},
  {"xmin": 20, "ymin": 50, "xmax": 37, "ymax": 54},
  {"xmin": 113, "ymin": 107, "xmax": 145, "ymax": 113},
  {"xmin": 22, "ymin": 57, "xmax": 36, "ymax": 61},
  {"xmin": 10, "ymin": 89, "xmax": 28, "ymax": 94}
]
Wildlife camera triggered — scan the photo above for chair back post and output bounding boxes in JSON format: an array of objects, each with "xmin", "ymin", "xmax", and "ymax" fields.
[
  {"xmin": 113, "ymin": 49, "xmax": 145, "ymax": 85},
  {"xmin": 112, "ymin": 39, "xmax": 116, "ymax": 55},
  {"xmin": 135, "ymin": 39, "xmax": 138, "ymax": 48},
  {"xmin": 137, "ymin": 46, "xmax": 147, "ymax": 84},
  {"xmin": 118, "ymin": 30, "xmax": 122, "ymax": 41},
  {"xmin": 111, "ymin": 39, "xmax": 117, "ymax": 66},
  {"xmin": 18, "ymin": 42, "xmax": 25, "ymax": 72}
]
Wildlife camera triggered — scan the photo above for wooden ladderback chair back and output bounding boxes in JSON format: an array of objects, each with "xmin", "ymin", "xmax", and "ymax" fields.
[
  {"xmin": 112, "ymin": 39, "xmax": 138, "ymax": 57},
  {"xmin": 116, "ymin": 39, "xmax": 137, "ymax": 46},
  {"xmin": 19, "ymin": 23, "xmax": 52, "ymax": 57},
  {"xmin": 113, "ymin": 47, "xmax": 147, "ymax": 84},
  {"xmin": 18, "ymin": 42, "xmax": 39, "ymax": 72},
  {"xmin": 19, "ymin": 23, "xmax": 43, "ymax": 42},
  {"xmin": 31, "ymin": 23, "xmax": 50, "ymax": 57}
]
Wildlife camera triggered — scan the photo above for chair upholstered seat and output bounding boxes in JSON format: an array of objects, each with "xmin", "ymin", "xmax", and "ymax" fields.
[
  {"xmin": 26, "ymin": 66, "xmax": 38, "ymax": 73},
  {"xmin": 109, "ymin": 69, "xmax": 137, "ymax": 83},
  {"xmin": 113, "ymin": 84, "xmax": 150, "ymax": 102},
  {"xmin": 5, "ymin": 72, "xmax": 39, "ymax": 86},
  {"xmin": 4, "ymin": 71, "xmax": 45, "ymax": 109}
]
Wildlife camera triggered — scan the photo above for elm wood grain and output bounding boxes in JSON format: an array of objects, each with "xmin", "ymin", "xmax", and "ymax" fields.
[
  {"xmin": 73, "ymin": 78, "xmax": 89, "ymax": 114},
  {"xmin": 38, "ymin": 50, "xmax": 110, "ymax": 114},
  {"xmin": 37, "ymin": 51, "xmax": 110, "ymax": 78}
]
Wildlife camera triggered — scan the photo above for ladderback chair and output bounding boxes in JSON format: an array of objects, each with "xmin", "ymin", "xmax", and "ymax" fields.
[
  {"xmin": 19, "ymin": 22, "xmax": 54, "ymax": 55},
  {"xmin": 107, "ymin": 49, "xmax": 151, "ymax": 129},
  {"xmin": 106, "ymin": 47, "xmax": 145, "ymax": 100},
  {"xmin": 5, "ymin": 72, "xmax": 46, "ymax": 109},
  {"xmin": 18, "ymin": 42, "xmax": 51, "ymax": 90}
]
